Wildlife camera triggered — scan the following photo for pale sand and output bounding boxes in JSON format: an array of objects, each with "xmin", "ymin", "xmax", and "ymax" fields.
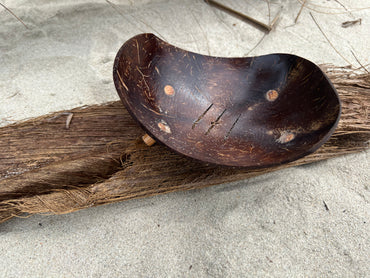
[{"xmin": 0, "ymin": 0, "xmax": 369, "ymax": 277}]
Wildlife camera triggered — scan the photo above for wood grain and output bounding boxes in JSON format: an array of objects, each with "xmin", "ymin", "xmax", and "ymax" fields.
[{"xmin": 0, "ymin": 67, "xmax": 368, "ymax": 224}]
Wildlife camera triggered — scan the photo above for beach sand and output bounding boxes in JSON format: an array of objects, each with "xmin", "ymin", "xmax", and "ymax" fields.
[{"xmin": 0, "ymin": 0, "xmax": 369, "ymax": 276}]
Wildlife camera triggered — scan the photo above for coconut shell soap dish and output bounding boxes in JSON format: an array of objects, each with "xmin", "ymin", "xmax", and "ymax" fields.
[{"xmin": 113, "ymin": 33, "xmax": 340, "ymax": 168}]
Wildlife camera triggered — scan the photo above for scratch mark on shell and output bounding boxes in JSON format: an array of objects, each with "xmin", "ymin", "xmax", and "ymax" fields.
[
  {"xmin": 116, "ymin": 70, "xmax": 129, "ymax": 92},
  {"xmin": 135, "ymin": 39, "xmax": 140, "ymax": 64},
  {"xmin": 205, "ymin": 109, "xmax": 227, "ymax": 135},
  {"xmin": 192, "ymin": 103, "xmax": 214, "ymax": 129},
  {"xmin": 224, "ymin": 113, "xmax": 241, "ymax": 140}
]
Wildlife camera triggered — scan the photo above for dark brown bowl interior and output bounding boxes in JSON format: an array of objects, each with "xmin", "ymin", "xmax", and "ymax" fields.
[{"xmin": 113, "ymin": 33, "xmax": 341, "ymax": 168}]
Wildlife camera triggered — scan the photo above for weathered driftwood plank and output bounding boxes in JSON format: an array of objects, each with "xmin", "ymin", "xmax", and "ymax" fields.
[{"xmin": 0, "ymin": 67, "xmax": 369, "ymax": 223}]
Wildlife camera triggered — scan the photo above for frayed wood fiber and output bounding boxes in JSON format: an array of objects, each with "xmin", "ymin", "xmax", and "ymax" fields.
[{"xmin": 0, "ymin": 67, "xmax": 369, "ymax": 223}]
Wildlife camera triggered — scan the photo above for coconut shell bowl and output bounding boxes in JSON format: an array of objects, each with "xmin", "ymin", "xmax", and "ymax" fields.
[{"xmin": 113, "ymin": 33, "xmax": 341, "ymax": 168}]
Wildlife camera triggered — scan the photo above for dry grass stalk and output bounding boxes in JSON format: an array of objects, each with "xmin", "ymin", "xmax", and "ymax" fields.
[
  {"xmin": 0, "ymin": 2, "xmax": 29, "ymax": 29},
  {"xmin": 295, "ymin": 0, "xmax": 306, "ymax": 23},
  {"xmin": 310, "ymin": 13, "xmax": 352, "ymax": 66},
  {"xmin": 0, "ymin": 66, "xmax": 369, "ymax": 224}
]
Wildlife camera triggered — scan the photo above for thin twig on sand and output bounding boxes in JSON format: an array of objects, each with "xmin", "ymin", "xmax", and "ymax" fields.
[
  {"xmin": 342, "ymin": 19, "xmax": 361, "ymax": 28},
  {"xmin": 295, "ymin": 0, "xmax": 306, "ymax": 23},
  {"xmin": 0, "ymin": 2, "xmax": 29, "ymax": 29},
  {"xmin": 105, "ymin": 0, "xmax": 166, "ymax": 41},
  {"xmin": 310, "ymin": 12, "xmax": 352, "ymax": 66},
  {"xmin": 350, "ymin": 50, "xmax": 369, "ymax": 73}
]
